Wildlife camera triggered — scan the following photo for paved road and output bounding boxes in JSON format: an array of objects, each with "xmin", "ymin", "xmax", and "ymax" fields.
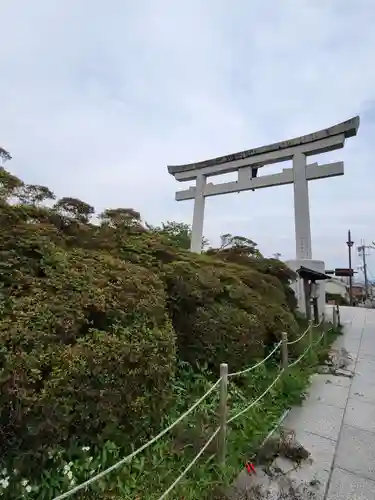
[{"xmin": 281, "ymin": 305, "xmax": 375, "ymax": 499}]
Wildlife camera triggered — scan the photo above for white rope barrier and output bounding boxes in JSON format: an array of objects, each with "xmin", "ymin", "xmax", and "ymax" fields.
[
  {"xmin": 314, "ymin": 329, "xmax": 327, "ymax": 345},
  {"xmin": 227, "ymin": 323, "xmax": 332, "ymax": 423},
  {"xmin": 228, "ymin": 341, "xmax": 282, "ymax": 378},
  {"xmin": 227, "ymin": 370, "xmax": 284, "ymax": 424},
  {"xmin": 288, "ymin": 328, "xmax": 327, "ymax": 368},
  {"xmin": 52, "ymin": 312, "xmax": 336, "ymax": 500},
  {"xmin": 288, "ymin": 344, "xmax": 312, "ymax": 368},
  {"xmin": 52, "ymin": 378, "xmax": 222, "ymax": 500},
  {"xmin": 156, "ymin": 324, "xmax": 334, "ymax": 498},
  {"xmin": 156, "ymin": 428, "xmax": 220, "ymax": 500},
  {"xmin": 259, "ymin": 408, "xmax": 291, "ymax": 450},
  {"xmin": 312, "ymin": 317, "xmax": 324, "ymax": 328},
  {"xmin": 287, "ymin": 325, "xmax": 310, "ymax": 345}
]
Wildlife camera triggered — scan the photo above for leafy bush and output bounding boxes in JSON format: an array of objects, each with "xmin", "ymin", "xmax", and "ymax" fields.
[
  {"xmin": 163, "ymin": 256, "xmax": 298, "ymax": 372},
  {"xmin": 178, "ymin": 302, "xmax": 265, "ymax": 369},
  {"xmin": 0, "ymin": 215, "xmax": 176, "ymax": 471},
  {"xmin": 0, "ymin": 166, "xmax": 298, "ymax": 476}
]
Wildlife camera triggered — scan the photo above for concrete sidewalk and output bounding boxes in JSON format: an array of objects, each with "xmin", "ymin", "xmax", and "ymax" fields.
[
  {"xmin": 280, "ymin": 305, "xmax": 375, "ymax": 499},
  {"xmin": 228, "ymin": 306, "xmax": 375, "ymax": 499}
]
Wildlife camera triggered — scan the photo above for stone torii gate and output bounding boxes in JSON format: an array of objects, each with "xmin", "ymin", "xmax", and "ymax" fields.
[{"xmin": 166, "ymin": 116, "xmax": 360, "ymax": 315}]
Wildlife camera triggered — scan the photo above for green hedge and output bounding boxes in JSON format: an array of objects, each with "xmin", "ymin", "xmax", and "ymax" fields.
[
  {"xmin": 0, "ymin": 168, "xmax": 299, "ymax": 475},
  {"xmin": 0, "ymin": 229, "xmax": 176, "ymax": 472}
]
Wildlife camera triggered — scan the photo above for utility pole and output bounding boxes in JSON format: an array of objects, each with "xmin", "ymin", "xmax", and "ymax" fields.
[
  {"xmin": 358, "ymin": 242, "xmax": 369, "ymax": 302},
  {"xmin": 347, "ymin": 230, "xmax": 354, "ymax": 306},
  {"xmin": 363, "ymin": 249, "xmax": 368, "ymax": 301}
]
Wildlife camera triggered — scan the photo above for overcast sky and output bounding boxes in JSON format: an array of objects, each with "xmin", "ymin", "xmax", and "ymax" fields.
[{"xmin": 1, "ymin": 0, "xmax": 375, "ymax": 277}]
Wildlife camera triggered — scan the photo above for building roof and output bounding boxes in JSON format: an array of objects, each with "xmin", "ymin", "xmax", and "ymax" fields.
[
  {"xmin": 327, "ymin": 277, "xmax": 349, "ymax": 288},
  {"xmin": 297, "ymin": 266, "xmax": 332, "ymax": 281}
]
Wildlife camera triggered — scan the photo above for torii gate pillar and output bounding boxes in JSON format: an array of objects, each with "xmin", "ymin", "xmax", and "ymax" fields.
[
  {"xmin": 293, "ymin": 152, "xmax": 312, "ymax": 260},
  {"xmin": 190, "ymin": 175, "xmax": 207, "ymax": 253}
]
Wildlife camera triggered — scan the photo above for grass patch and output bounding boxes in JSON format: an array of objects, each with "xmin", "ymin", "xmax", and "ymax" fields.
[{"xmin": 0, "ymin": 323, "xmax": 342, "ymax": 500}]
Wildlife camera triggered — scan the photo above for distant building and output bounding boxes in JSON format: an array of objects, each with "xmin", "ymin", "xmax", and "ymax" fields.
[
  {"xmin": 326, "ymin": 277, "xmax": 349, "ymax": 303},
  {"xmin": 352, "ymin": 284, "xmax": 366, "ymax": 303}
]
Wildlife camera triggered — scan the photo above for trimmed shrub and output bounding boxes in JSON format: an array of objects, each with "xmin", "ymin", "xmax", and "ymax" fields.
[
  {"xmin": 0, "ymin": 231, "xmax": 176, "ymax": 471},
  {"xmin": 163, "ymin": 257, "xmax": 298, "ymax": 371},
  {"xmin": 0, "ymin": 323, "xmax": 175, "ymax": 474},
  {"xmin": 178, "ymin": 303, "xmax": 266, "ymax": 370},
  {"xmin": 0, "ymin": 167, "xmax": 299, "ymax": 474}
]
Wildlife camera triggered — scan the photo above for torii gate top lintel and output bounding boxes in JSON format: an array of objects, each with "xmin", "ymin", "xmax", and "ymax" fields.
[
  {"xmin": 167, "ymin": 115, "xmax": 360, "ymax": 179},
  {"xmin": 166, "ymin": 115, "xmax": 360, "ymax": 260}
]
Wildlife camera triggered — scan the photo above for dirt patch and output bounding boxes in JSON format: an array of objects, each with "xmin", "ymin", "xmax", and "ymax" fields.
[
  {"xmin": 239, "ymin": 472, "xmax": 321, "ymax": 499},
  {"xmin": 318, "ymin": 347, "xmax": 354, "ymax": 378},
  {"xmin": 255, "ymin": 428, "xmax": 310, "ymax": 467},
  {"xmin": 216, "ymin": 428, "xmax": 321, "ymax": 499},
  {"xmin": 221, "ymin": 466, "xmax": 322, "ymax": 500}
]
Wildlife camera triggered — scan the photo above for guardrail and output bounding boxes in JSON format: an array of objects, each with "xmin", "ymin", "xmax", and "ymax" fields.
[{"xmin": 53, "ymin": 309, "xmax": 337, "ymax": 500}]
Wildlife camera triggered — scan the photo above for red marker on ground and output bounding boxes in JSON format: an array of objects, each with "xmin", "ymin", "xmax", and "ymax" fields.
[{"xmin": 245, "ymin": 462, "xmax": 256, "ymax": 474}]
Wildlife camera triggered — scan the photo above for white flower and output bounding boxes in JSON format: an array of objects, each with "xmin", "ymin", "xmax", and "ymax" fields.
[
  {"xmin": 67, "ymin": 471, "xmax": 73, "ymax": 480},
  {"xmin": 0, "ymin": 478, "xmax": 9, "ymax": 488},
  {"xmin": 63, "ymin": 464, "xmax": 70, "ymax": 474},
  {"xmin": 88, "ymin": 456, "xmax": 93, "ymax": 462},
  {"xmin": 81, "ymin": 446, "xmax": 90, "ymax": 452},
  {"xmin": 25, "ymin": 485, "xmax": 32, "ymax": 493},
  {"xmin": 0, "ymin": 469, "xmax": 6, "ymax": 476},
  {"xmin": 21, "ymin": 479, "xmax": 29, "ymax": 487}
]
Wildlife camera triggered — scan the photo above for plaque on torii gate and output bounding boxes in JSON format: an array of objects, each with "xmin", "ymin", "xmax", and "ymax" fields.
[{"xmin": 167, "ymin": 116, "xmax": 360, "ymax": 259}]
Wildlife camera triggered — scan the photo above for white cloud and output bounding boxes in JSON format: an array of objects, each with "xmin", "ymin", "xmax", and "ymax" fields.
[{"xmin": 1, "ymin": 0, "xmax": 375, "ymax": 271}]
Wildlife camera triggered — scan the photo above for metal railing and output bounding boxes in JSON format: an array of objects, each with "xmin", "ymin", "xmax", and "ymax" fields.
[{"xmin": 53, "ymin": 308, "xmax": 336, "ymax": 500}]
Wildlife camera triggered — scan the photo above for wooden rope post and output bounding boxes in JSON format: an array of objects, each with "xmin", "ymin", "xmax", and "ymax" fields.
[
  {"xmin": 332, "ymin": 307, "xmax": 337, "ymax": 328},
  {"xmin": 322, "ymin": 312, "xmax": 327, "ymax": 347},
  {"xmin": 281, "ymin": 332, "xmax": 288, "ymax": 370},
  {"xmin": 218, "ymin": 363, "xmax": 228, "ymax": 466},
  {"xmin": 308, "ymin": 320, "xmax": 314, "ymax": 362}
]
